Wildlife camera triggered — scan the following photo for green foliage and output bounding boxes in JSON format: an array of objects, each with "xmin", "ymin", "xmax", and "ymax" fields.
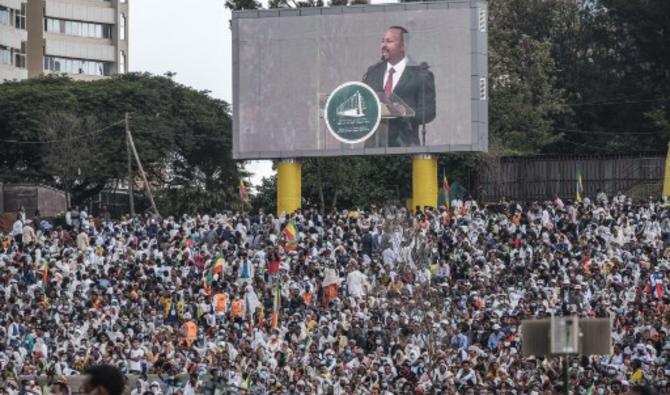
[
  {"xmin": 488, "ymin": 0, "xmax": 571, "ymax": 154},
  {"xmin": 0, "ymin": 73, "xmax": 240, "ymax": 214},
  {"xmin": 38, "ymin": 112, "xmax": 102, "ymax": 200},
  {"xmin": 251, "ymin": 175, "xmax": 278, "ymax": 214},
  {"xmin": 301, "ymin": 157, "xmax": 402, "ymax": 212},
  {"xmin": 541, "ymin": 0, "xmax": 670, "ymax": 152},
  {"xmin": 225, "ymin": 0, "xmax": 260, "ymax": 10}
]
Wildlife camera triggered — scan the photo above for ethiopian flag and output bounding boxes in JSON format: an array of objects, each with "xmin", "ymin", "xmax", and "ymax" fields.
[
  {"xmin": 203, "ymin": 257, "xmax": 225, "ymax": 294},
  {"xmin": 211, "ymin": 257, "xmax": 225, "ymax": 275},
  {"xmin": 282, "ymin": 222, "xmax": 299, "ymax": 251},
  {"xmin": 239, "ymin": 179, "xmax": 249, "ymax": 205},
  {"xmin": 271, "ymin": 282, "xmax": 281, "ymax": 329}
]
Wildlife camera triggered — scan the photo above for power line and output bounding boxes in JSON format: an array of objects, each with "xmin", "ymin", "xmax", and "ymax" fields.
[
  {"xmin": 560, "ymin": 92, "xmax": 651, "ymax": 106},
  {"xmin": 575, "ymin": 92, "xmax": 650, "ymax": 101},
  {"xmin": 0, "ymin": 119, "xmax": 124, "ymax": 145},
  {"xmin": 561, "ymin": 138, "xmax": 610, "ymax": 151},
  {"xmin": 561, "ymin": 97, "xmax": 668, "ymax": 107},
  {"xmin": 556, "ymin": 127, "xmax": 666, "ymax": 135}
]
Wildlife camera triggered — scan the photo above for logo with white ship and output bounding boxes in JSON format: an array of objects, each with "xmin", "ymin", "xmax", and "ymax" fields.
[{"xmin": 325, "ymin": 82, "xmax": 381, "ymax": 144}]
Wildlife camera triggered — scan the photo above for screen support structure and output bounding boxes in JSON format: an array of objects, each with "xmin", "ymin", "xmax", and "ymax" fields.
[
  {"xmin": 277, "ymin": 159, "xmax": 302, "ymax": 216},
  {"xmin": 275, "ymin": 156, "xmax": 437, "ymax": 215},
  {"xmin": 412, "ymin": 155, "xmax": 437, "ymax": 212}
]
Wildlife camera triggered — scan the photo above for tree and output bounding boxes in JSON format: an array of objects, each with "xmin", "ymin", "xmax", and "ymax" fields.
[
  {"xmin": 298, "ymin": 156, "xmax": 407, "ymax": 213},
  {"xmin": 225, "ymin": 0, "xmax": 260, "ymax": 10},
  {"xmin": 0, "ymin": 73, "xmax": 240, "ymax": 214},
  {"xmin": 38, "ymin": 112, "xmax": 102, "ymax": 205},
  {"xmin": 487, "ymin": 0, "xmax": 570, "ymax": 154},
  {"xmin": 566, "ymin": 0, "xmax": 670, "ymax": 152},
  {"xmin": 251, "ymin": 175, "xmax": 277, "ymax": 214}
]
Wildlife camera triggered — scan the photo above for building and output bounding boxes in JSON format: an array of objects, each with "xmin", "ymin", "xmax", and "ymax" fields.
[
  {"xmin": 0, "ymin": 0, "xmax": 128, "ymax": 82},
  {"xmin": 0, "ymin": 0, "xmax": 27, "ymax": 80}
]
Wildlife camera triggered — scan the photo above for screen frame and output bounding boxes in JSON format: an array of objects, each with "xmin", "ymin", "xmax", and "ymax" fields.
[{"xmin": 231, "ymin": 0, "xmax": 488, "ymax": 159}]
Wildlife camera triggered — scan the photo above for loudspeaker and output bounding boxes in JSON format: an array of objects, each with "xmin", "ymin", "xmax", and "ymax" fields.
[
  {"xmin": 521, "ymin": 317, "xmax": 612, "ymax": 357},
  {"xmin": 579, "ymin": 317, "xmax": 612, "ymax": 355},
  {"xmin": 521, "ymin": 319, "xmax": 550, "ymax": 356}
]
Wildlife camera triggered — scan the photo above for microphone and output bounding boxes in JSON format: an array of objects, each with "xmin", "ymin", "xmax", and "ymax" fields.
[{"xmin": 419, "ymin": 61, "xmax": 430, "ymax": 146}]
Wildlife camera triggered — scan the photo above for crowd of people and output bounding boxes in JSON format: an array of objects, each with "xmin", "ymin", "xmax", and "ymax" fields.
[{"xmin": 1, "ymin": 191, "xmax": 669, "ymax": 394}]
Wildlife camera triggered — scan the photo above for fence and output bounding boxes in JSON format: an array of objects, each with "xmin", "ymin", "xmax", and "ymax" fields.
[{"xmin": 478, "ymin": 153, "xmax": 666, "ymax": 203}]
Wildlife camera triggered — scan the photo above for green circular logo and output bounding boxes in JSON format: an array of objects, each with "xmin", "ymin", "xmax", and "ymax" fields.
[{"xmin": 324, "ymin": 81, "xmax": 381, "ymax": 144}]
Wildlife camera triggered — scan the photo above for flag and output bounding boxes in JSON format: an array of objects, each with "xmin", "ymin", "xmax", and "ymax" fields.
[
  {"xmin": 271, "ymin": 282, "xmax": 281, "ymax": 329},
  {"xmin": 203, "ymin": 257, "xmax": 225, "ymax": 295},
  {"xmin": 239, "ymin": 179, "xmax": 249, "ymax": 205},
  {"xmin": 42, "ymin": 261, "xmax": 49, "ymax": 287},
  {"xmin": 576, "ymin": 171, "xmax": 584, "ymax": 203},
  {"xmin": 202, "ymin": 274, "xmax": 212, "ymax": 295},
  {"xmin": 442, "ymin": 170, "xmax": 451, "ymax": 209},
  {"xmin": 650, "ymin": 272, "xmax": 664, "ymax": 299},
  {"xmin": 211, "ymin": 257, "xmax": 225, "ymax": 275},
  {"xmin": 282, "ymin": 221, "xmax": 299, "ymax": 251},
  {"xmin": 282, "ymin": 221, "xmax": 298, "ymax": 240}
]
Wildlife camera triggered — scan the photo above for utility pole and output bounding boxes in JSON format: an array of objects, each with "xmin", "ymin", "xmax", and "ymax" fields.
[
  {"xmin": 563, "ymin": 356, "xmax": 570, "ymax": 395},
  {"xmin": 125, "ymin": 118, "xmax": 160, "ymax": 217},
  {"xmin": 125, "ymin": 113, "xmax": 135, "ymax": 217}
]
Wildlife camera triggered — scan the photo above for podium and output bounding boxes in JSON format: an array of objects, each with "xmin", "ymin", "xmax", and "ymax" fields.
[{"xmin": 320, "ymin": 91, "xmax": 415, "ymax": 147}]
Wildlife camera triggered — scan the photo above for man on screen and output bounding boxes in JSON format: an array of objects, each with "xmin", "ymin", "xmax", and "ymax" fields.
[{"xmin": 363, "ymin": 26, "xmax": 436, "ymax": 148}]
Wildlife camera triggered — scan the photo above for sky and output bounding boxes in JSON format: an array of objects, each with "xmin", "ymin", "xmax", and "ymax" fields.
[
  {"xmin": 129, "ymin": 0, "xmax": 273, "ymax": 187},
  {"xmin": 129, "ymin": 0, "xmax": 396, "ymax": 188}
]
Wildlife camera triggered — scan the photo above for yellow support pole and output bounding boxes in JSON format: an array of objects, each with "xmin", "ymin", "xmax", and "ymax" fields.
[
  {"xmin": 412, "ymin": 154, "xmax": 438, "ymax": 212},
  {"xmin": 277, "ymin": 159, "xmax": 301, "ymax": 215},
  {"xmin": 663, "ymin": 142, "xmax": 670, "ymax": 199}
]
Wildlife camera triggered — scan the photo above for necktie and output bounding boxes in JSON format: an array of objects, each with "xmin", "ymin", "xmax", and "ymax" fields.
[{"xmin": 384, "ymin": 67, "xmax": 396, "ymax": 99}]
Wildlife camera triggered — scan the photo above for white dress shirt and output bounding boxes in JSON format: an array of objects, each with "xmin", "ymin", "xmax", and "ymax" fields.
[{"xmin": 383, "ymin": 57, "xmax": 408, "ymax": 94}]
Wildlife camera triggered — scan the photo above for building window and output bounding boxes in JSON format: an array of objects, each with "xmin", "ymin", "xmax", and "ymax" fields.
[
  {"xmin": 44, "ymin": 55, "xmax": 111, "ymax": 76},
  {"xmin": 46, "ymin": 18, "xmax": 112, "ymax": 39},
  {"xmin": 45, "ymin": 18, "xmax": 59, "ymax": 33},
  {"xmin": 119, "ymin": 13, "xmax": 126, "ymax": 40},
  {"xmin": 12, "ymin": 42, "xmax": 26, "ymax": 68},
  {"xmin": 14, "ymin": 52, "xmax": 25, "ymax": 68},
  {"xmin": 0, "ymin": 46, "xmax": 11, "ymax": 65},
  {"xmin": 0, "ymin": 44, "xmax": 25, "ymax": 68},
  {"xmin": 2, "ymin": 5, "xmax": 25, "ymax": 30},
  {"xmin": 118, "ymin": 50, "xmax": 126, "ymax": 73},
  {"xmin": 0, "ymin": 6, "xmax": 10, "ymax": 26},
  {"xmin": 14, "ymin": 3, "xmax": 25, "ymax": 29}
]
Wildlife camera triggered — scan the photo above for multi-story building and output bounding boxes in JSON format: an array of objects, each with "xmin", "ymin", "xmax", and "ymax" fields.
[
  {"xmin": 0, "ymin": 0, "xmax": 128, "ymax": 82},
  {"xmin": 0, "ymin": 0, "xmax": 28, "ymax": 80}
]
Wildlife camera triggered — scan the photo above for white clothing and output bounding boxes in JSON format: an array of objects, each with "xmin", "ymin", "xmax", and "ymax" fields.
[
  {"xmin": 383, "ymin": 56, "xmax": 408, "ymax": 93},
  {"xmin": 347, "ymin": 270, "xmax": 368, "ymax": 297},
  {"xmin": 12, "ymin": 220, "xmax": 23, "ymax": 236}
]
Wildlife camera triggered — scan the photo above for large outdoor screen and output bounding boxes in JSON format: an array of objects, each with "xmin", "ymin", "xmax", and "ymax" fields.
[{"xmin": 232, "ymin": 1, "xmax": 488, "ymax": 159}]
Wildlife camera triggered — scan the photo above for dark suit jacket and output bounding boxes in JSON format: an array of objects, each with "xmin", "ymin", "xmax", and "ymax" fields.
[{"xmin": 363, "ymin": 60, "xmax": 436, "ymax": 147}]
